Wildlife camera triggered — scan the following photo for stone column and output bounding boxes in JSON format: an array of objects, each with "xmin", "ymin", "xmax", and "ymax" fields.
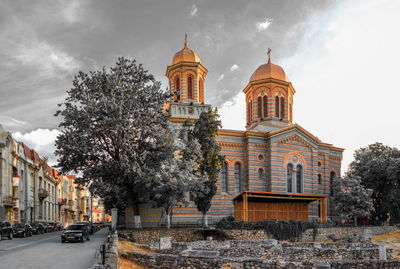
[{"xmin": 111, "ymin": 208, "xmax": 118, "ymax": 231}]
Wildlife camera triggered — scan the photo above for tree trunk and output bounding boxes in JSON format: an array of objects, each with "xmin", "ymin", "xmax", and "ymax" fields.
[
  {"xmin": 165, "ymin": 214, "xmax": 171, "ymax": 229},
  {"xmin": 354, "ymin": 216, "xmax": 358, "ymax": 227},
  {"xmin": 202, "ymin": 212, "xmax": 208, "ymax": 228},
  {"xmin": 128, "ymin": 189, "xmax": 141, "ymax": 229}
]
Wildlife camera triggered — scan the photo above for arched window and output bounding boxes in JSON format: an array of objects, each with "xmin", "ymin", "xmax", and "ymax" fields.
[
  {"xmin": 188, "ymin": 76, "xmax": 193, "ymax": 99},
  {"xmin": 247, "ymin": 102, "xmax": 251, "ymax": 123},
  {"xmin": 330, "ymin": 171, "xmax": 336, "ymax": 196},
  {"xmin": 257, "ymin": 97, "xmax": 262, "ymax": 118},
  {"xmin": 258, "ymin": 168, "xmax": 263, "ymax": 181},
  {"xmin": 175, "ymin": 77, "xmax": 180, "ymax": 101},
  {"xmin": 221, "ymin": 161, "xmax": 228, "ymax": 193},
  {"xmin": 296, "ymin": 164, "xmax": 303, "ymax": 193},
  {"xmin": 287, "ymin": 164, "xmax": 293, "ymax": 192},
  {"xmin": 318, "ymin": 174, "xmax": 322, "ymax": 184},
  {"xmin": 275, "ymin": 96, "xmax": 280, "ymax": 117},
  {"xmin": 280, "ymin": 97, "xmax": 285, "ymax": 119},
  {"xmin": 235, "ymin": 162, "xmax": 243, "ymax": 192},
  {"xmin": 263, "ymin": 96, "xmax": 268, "ymax": 117}
]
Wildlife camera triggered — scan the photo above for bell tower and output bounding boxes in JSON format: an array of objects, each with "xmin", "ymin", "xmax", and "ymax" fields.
[
  {"xmin": 243, "ymin": 49, "xmax": 295, "ymax": 132},
  {"xmin": 166, "ymin": 36, "xmax": 210, "ymax": 122}
]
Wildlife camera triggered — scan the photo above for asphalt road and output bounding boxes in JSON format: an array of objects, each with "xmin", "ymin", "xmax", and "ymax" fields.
[{"xmin": 0, "ymin": 228, "xmax": 109, "ymax": 269}]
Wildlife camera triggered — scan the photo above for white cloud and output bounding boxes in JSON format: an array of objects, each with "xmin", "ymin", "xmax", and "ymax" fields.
[
  {"xmin": 219, "ymin": 92, "xmax": 245, "ymax": 130},
  {"xmin": 256, "ymin": 18, "xmax": 273, "ymax": 32},
  {"xmin": 190, "ymin": 4, "xmax": 198, "ymax": 16},
  {"xmin": 217, "ymin": 74, "xmax": 225, "ymax": 82},
  {"xmin": 13, "ymin": 129, "xmax": 61, "ymax": 166},
  {"xmin": 13, "ymin": 40, "xmax": 79, "ymax": 75},
  {"xmin": 281, "ymin": 0, "xmax": 400, "ymax": 174},
  {"xmin": 230, "ymin": 64, "xmax": 239, "ymax": 71},
  {"xmin": 0, "ymin": 116, "xmax": 27, "ymax": 127}
]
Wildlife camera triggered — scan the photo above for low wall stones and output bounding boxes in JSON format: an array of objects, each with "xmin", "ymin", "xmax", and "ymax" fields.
[
  {"xmin": 119, "ymin": 228, "xmax": 204, "ymax": 244},
  {"xmin": 91, "ymin": 231, "xmax": 118, "ymax": 269},
  {"xmin": 302, "ymin": 226, "xmax": 398, "ymax": 241},
  {"xmin": 122, "ymin": 251, "xmax": 400, "ymax": 269}
]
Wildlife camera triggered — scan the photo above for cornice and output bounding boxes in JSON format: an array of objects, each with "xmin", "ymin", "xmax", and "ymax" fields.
[{"xmin": 165, "ymin": 62, "xmax": 208, "ymax": 77}]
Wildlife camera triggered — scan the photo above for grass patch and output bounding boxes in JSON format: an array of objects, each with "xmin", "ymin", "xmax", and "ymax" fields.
[
  {"xmin": 372, "ymin": 229, "xmax": 400, "ymax": 259},
  {"xmin": 118, "ymin": 239, "xmax": 154, "ymax": 269}
]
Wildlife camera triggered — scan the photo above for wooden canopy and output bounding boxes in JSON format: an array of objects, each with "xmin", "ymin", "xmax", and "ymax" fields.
[{"xmin": 233, "ymin": 191, "xmax": 327, "ymax": 223}]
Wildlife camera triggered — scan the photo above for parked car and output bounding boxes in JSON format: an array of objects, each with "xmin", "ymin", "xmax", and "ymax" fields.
[
  {"xmin": 61, "ymin": 224, "xmax": 90, "ymax": 243},
  {"xmin": 42, "ymin": 222, "xmax": 53, "ymax": 233},
  {"xmin": 0, "ymin": 221, "xmax": 13, "ymax": 240},
  {"xmin": 12, "ymin": 223, "xmax": 33, "ymax": 237},
  {"xmin": 56, "ymin": 223, "xmax": 64, "ymax": 231},
  {"xmin": 48, "ymin": 222, "xmax": 58, "ymax": 231},
  {"xmin": 30, "ymin": 222, "xmax": 45, "ymax": 235}
]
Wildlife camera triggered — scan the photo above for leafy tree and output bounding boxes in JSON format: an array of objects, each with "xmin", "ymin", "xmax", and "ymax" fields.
[
  {"xmin": 348, "ymin": 142, "xmax": 400, "ymax": 223},
  {"xmin": 190, "ymin": 108, "xmax": 224, "ymax": 227},
  {"xmin": 331, "ymin": 175, "xmax": 373, "ymax": 226},
  {"xmin": 148, "ymin": 124, "xmax": 201, "ymax": 228},
  {"xmin": 55, "ymin": 58, "xmax": 170, "ymax": 228}
]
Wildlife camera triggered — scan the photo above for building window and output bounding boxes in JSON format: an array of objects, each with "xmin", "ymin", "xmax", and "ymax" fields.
[
  {"xmin": 275, "ymin": 96, "xmax": 279, "ymax": 117},
  {"xmin": 199, "ymin": 79, "xmax": 204, "ymax": 103},
  {"xmin": 280, "ymin": 97, "xmax": 285, "ymax": 119},
  {"xmin": 247, "ymin": 102, "xmax": 251, "ymax": 123},
  {"xmin": 257, "ymin": 96, "xmax": 262, "ymax": 118},
  {"xmin": 318, "ymin": 174, "xmax": 322, "ymax": 184},
  {"xmin": 258, "ymin": 168, "xmax": 264, "ymax": 181},
  {"xmin": 235, "ymin": 162, "xmax": 243, "ymax": 193},
  {"xmin": 188, "ymin": 76, "xmax": 193, "ymax": 99},
  {"xmin": 263, "ymin": 95, "xmax": 268, "ymax": 117},
  {"xmin": 221, "ymin": 161, "xmax": 228, "ymax": 193},
  {"xmin": 258, "ymin": 154, "xmax": 264, "ymax": 161},
  {"xmin": 175, "ymin": 77, "xmax": 180, "ymax": 101},
  {"xmin": 318, "ymin": 162, "xmax": 321, "ymax": 167},
  {"xmin": 287, "ymin": 164, "xmax": 293, "ymax": 192},
  {"xmin": 330, "ymin": 171, "xmax": 336, "ymax": 196},
  {"xmin": 296, "ymin": 164, "xmax": 303, "ymax": 193}
]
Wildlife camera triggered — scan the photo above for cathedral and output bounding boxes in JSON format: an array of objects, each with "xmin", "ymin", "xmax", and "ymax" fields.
[{"xmin": 128, "ymin": 39, "xmax": 344, "ymax": 227}]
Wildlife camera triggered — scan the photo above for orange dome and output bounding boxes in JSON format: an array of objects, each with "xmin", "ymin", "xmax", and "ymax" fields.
[
  {"xmin": 172, "ymin": 41, "xmax": 201, "ymax": 65},
  {"xmin": 249, "ymin": 60, "xmax": 287, "ymax": 82}
]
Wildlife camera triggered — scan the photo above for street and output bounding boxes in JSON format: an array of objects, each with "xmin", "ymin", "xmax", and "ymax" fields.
[{"xmin": 0, "ymin": 228, "xmax": 109, "ymax": 269}]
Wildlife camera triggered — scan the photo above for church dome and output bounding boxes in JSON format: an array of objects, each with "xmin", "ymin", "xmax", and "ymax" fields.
[
  {"xmin": 172, "ymin": 41, "xmax": 201, "ymax": 65},
  {"xmin": 249, "ymin": 59, "xmax": 287, "ymax": 82}
]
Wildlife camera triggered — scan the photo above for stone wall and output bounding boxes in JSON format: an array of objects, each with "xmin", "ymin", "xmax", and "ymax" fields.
[
  {"xmin": 118, "ymin": 228, "xmax": 272, "ymax": 244},
  {"xmin": 122, "ymin": 251, "xmax": 400, "ymax": 269},
  {"xmin": 158, "ymin": 239, "xmax": 394, "ymax": 260},
  {"xmin": 119, "ymin": 228, "xmax": 204, "ymax": 244},
  {"xmin": 302, "ymin": 226, "xmax": 398, "ymax": 241},
  {"xmin": 91, "ymin": 231, "xmax": 118, "ymax": 269}
]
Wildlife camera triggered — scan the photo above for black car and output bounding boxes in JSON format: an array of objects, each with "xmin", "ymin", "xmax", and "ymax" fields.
[
  {"xmin": 0, "ymin": 221, "xmax": 13, "ymax": 240},
  {"xmin": 30, "ymin": 222, "xmax": 45, "ymax": 234},
  {"xmin": 13, "ymin": 223, "xmax": 33, "ymax": 237},
  {"xmin": 61, "ymin": 224, "xmax": 90, "ymax": 243}
]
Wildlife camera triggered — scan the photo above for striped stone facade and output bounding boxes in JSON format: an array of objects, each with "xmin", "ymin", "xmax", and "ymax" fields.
[{"xmin": 127, "ymin": 42, "xmax": 343, "ymax": 228}]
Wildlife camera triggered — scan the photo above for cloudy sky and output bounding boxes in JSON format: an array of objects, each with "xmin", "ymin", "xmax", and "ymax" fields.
[{"xmin": 1, "ymin": 0, "xmax": 400, "ymax": 173}]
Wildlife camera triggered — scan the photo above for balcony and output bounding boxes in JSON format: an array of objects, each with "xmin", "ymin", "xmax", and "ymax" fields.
[
  {"xmin": 3, "ymin": 196, "xmax": 18, "ymax": 207},
  {"xmin": 58, "ymin": 198, "xmax": 67, "ymax": 205},
  {"xmin": 38, "ymin": 188, "xmax": 49, "ymax": 199}
]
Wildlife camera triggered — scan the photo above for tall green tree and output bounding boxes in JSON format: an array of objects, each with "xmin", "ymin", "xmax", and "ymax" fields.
[
  {"xmin": 190, "ymin": 108, "xmax": 224, "ymax": 227},
  {"xmin": 148, "ymin": 124, "xmax": 201, "ymax": 228},
  {"xmin": 348, "ymin": 142, "xmax": 400, "ymax": 223},
  {"xmin": 55, "ymin": 58, "xmax": 170, "ymax": 228},
  {"xmin": 331, "ymin": 175, "xmax": 373, "ymax": 226}
]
